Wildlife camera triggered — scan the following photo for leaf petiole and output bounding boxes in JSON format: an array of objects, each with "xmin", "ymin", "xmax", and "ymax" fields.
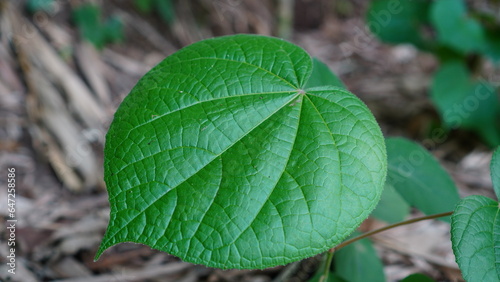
[
  {"xmin": 319, "ymin": 211, "xmax": 453, "ymax": 281},
  {"xmin": 331, "ymin": 211, "xmax": 453, "ymax": 253},
  {"xmin": 319, "ymin": 250, "xmax": 335, "ymax": 282}
]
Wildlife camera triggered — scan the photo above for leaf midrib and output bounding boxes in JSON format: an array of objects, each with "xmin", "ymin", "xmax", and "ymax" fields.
[
  {"xmin": 103, "ymin": 91, "xmax": 304, "ymax": 246},
  {"xmin": 155, "ymin": 56, "xmax": 299, "ymax": 89},
  {"xmin": 219, "ymin": 93, "xmax": 305, "ymax": 248},
  {"xmin": 112, "ymin": 90, "xmax": 300, "ymax": 176}
]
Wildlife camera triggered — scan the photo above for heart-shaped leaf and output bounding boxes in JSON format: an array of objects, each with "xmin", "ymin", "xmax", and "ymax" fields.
[{"xmin": 95, "ymin": 34, "xmax": 387, "ymax": 269}]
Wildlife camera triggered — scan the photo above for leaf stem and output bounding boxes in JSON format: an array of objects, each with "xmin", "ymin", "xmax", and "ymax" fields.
[
  {"xmin": 318, "ymin": 212, "xmax": 453, "ymax": 280},
  {"xmin": 329, "ymin": 211, "xmax": 453, "ymax": 253},
  {"xmin": 319, "ymin": 249, "xmax": 335, "ymax": 282}
]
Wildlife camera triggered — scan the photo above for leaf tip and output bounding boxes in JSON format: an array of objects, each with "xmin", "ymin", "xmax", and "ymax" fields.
[{"xmin": 94, "ymin": 247, "xmax": 104, "ymax": 262}]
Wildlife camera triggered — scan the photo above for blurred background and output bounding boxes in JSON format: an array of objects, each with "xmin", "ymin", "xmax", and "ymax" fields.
[{"xmin": 0, "ymin": 0, "xmax": 498, "ymax": 281}]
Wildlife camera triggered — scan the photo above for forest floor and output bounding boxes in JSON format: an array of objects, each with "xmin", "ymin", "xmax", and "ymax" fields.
[{"xmin": 0, "ymin": 0, "xmax": 496, "ymax": 281}]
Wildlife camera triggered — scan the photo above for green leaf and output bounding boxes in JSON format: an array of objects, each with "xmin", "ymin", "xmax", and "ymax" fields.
[
  {"xmin": 483, "ymin": 31, "xmax": 500, "ymax": 62},
  {"xmin": 133, "ymin": 0, "xmax": 175, "ymax": 24},
  {"xmin": 385, "ymin": 137, "xmax": 459, "ymax": 222},
  {"xmin": 26, "ymin": 0, "xmax": 54, "ymax": 13},
  {"xmin": 493, "ymin": 147, "xmax": 500, "ymax": 199},
  {"xmin": 305, "ymin": 58, "xmax": 346, "ymax": 89},
  {"xmin": 430, "ymin": 61, "xmax": 500, "ymax": 146},
  {"xmin": 430, "ymin": 0, "xmax": 488, "ymax": 53},
  {"xmin": 134, "ymin": 0, "xmax": 154, "ymax": 13},
  {"xmin": 400, "ymin": 273, "xmax": 436, "ymax": 282},
  {"xmin": 309, "ymin": 272, "xmax": 346, "ymax": 282},
  {"xmin": 73, "ymin": 4, "xmax": 102, "ymax": 47},
  {"xmin": 451, "ymin": 195, "xmax": 500, "ymax": 281},
  {"xmin": 72, "ymin": 4, "xmax": 123, "ymax": 49},
  {"xmin": 371, "ymin": 182, "xmax": 410, "ymax": 224},
  {"xmin": 334, "ymin": 235, "xmax": 385, "ymax": 282},
  {"xmin": 104, "ymin": 16, "xmax": 124, "ymax": 43},
  {"xmin": 366, "ymin": 0, "xmax": 432, "ymax": 50},
  {"xmin": 96, "ymin": 34, "xmax": 387, "ymax": 269},
  {"xmin": 156, "ymin": 0, "xmax": 175, "ymax": 24}
]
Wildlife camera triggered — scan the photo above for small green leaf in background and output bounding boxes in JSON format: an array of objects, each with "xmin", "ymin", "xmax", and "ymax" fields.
[
  {"xmin": 96, "ymin": 35, "xmax": 387, "ymax": 269},
  {"xmin": 72, "ymin": 4, "xmax": 124, "ymax": 49},
  {"xmin": 103, "ymin": 16, "xmax": 123, "ymax": 43},
  {"xmin": 483, "ymin": 30, "xmax": 500, "ymax": 62},
  {"xmin": 305, "ymin": 58, "xmax": 346, "ymax": 89},
  {"xmin": 451, "ymin": 195, "xmax": 500, "ymax": 281},
  {"xmin": 26, "ymin": 0, "xmax": 54, "ymax": 13},
  {"xmin": 334, "ymin": 234, "xmax": 385, "ymax": 282},
  {"xmin": 308, "ymin": 254, "xmax": 347, "ymax": 282},
  {"xmin": 134, "ymin": 0, "xmax": 154, "ymax": 12},
  {"xmin": 492, "ymin": 147, "xmax": 500, "ymax": 198},
  {"xmin": 156, "ymin": 0, "xmax": 175, "ymax": 24},
  {"xmin": 431, "ymin": 61, "xmax": 500, "ymax": 146},
  {"xmin": 309, "ymin": 271, "xmax": 346, "ymax": 282},
  {"xmin": 134, "ymin": 0, "xmax": 175, "ymax": 24},
  {"xmin": 385, "ymin": 137, "xmax": 460, "ymax": 222},
  {"xmin": 371, "ymin": 182, "xmax": 410, "ymax": 224},
  {"xmin": 366, "ymin": 0, "xmax": 432, "ymax": 50},
  {"xmin": 400, "ymin": 273, "xmax": 436, "ymax": 282},
  {"xmin": 430, "ymin": 0, "xmax": 488, "ymax": 54}
]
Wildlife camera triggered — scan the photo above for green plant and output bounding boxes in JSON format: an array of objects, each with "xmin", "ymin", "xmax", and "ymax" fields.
[
  {"xmin": 72, "ymin": 3, "xmax": 124, "ymax": 49},
  {"xmin": 95, "ymin": 35, "xmax": 500, "ymax": 281},
  {"xmin": 133, "ymin": 0, "xmax": 175, "ymax": 24},
  {"xmin": 367, "ymin": 0, "xmax": 500, "ymax": 147},
  {"xmin": 25, "ymin": 0, "xmax": 55, "ymax": 13}
]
